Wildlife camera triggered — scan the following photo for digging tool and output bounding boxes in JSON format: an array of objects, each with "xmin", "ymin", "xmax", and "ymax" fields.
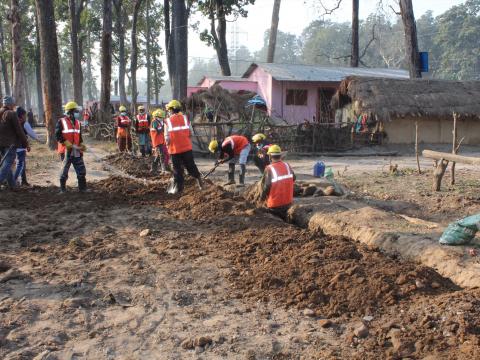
[
  {"xmin": 166, "ymin": 177, "xmax": 179, "ymax": 194},
  {"xmin": 0, "ymin": 145, "xmax": 15, "ymax": 168},
  {"xmin": 202, "ymin": 162, "xmax": 222, "ymax": 179}
]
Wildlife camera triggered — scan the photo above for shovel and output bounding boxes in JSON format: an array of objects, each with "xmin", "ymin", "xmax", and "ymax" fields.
[
  {"xmin": 166, "ymin": 177, "xmax": 179, "ymax": 194},
  {"xmin": 0, "ymin": 145, "xmax": 14, "ymax": 168},
  {"xmin": 202, "ymin": 162, "xmax": 222, "ymax": 180}
]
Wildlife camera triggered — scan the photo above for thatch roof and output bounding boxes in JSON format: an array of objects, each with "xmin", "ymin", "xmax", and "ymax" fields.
[{"xmin": 332, "ymin": 76, "xmax": 480, "ymax": 120}]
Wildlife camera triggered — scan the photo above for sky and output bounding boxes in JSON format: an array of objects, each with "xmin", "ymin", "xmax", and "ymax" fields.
[{"xmin": 186, "ymin": 0, "xmax": 467, "ymax": 65}]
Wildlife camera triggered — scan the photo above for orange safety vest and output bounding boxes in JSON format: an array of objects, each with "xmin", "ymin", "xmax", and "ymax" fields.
[
  {"xmin": 150, "ymin": 118, "xmax": 165, "ymax": 147},
  {"xmin": 117, "ymin": 115, "xmax": 131, "ymax": 138},
  {"xmin": 57, "ymin": 116, "xmax": 81, "ymax": 154},
  {"xmin": 136, "ymin": 113, "xmax": 149, "ymax": 132},
  {"xmin": 165, "ymin": 113, "xmax": 192, "ymax": 154},
  {"xmin": 266, "ymin": 161, "xmax": 294, "ymax": 208},
  {"xmin": 222, "ymin": 135, "xmax": 249, "ymax": 156}
]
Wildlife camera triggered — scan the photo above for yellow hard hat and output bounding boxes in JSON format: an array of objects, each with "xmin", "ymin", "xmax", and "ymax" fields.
[
  {"xmin": 267, "ymin": 144, "xmax": 282, "ymax": 155},
  {"xmin": 138, "ymin": 105, "xmax": 145, "ymax": 111},
  {"xmin": 166, "ymin": 99, "xmax": 182, "ymax": 110},
  {"xmin": 153, "ymin": 109, "xmax": 165, "ymax": 118},
  {"xmin": 252, "ymin": 133, "xmax": 266, "ymax": 143},
  {"xmin": 208, "ymin": 140, "xmax": 219, "ymax": 153},
  {"xmin": 119, "ymin": 105, "xmax": 127, "ymax": 112},
  {"xmin": 64, "ymin": 101, "xmax": 79, "ymax": 111}
]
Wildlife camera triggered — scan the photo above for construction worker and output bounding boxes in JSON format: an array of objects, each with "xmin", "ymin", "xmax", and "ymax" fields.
[
  {"xmin": 260, "ymin": 145, "xmax": 295, "ymax": 219},
  {"xmin": 150, "ymin": 109, "xmax": 169, "ymax": 174},
  {"xmin": 135, "ymin": 105, "xmax": 151, "ymax": 156},
  {"xmin": 252, "ymin": 133, "xmax": 271, "ymax": 174},
  {"xmin": 208, "ymin": 134, "xmax": 251, "ymax": 186},
  {"xmin": 115, "ymin": 105, "xmax": 132, "ymax": 153},
  {"xmin": 164, "ymin": 99, "xmax": 203, "ymax": 193},
  {"xmin": 56, "ymin": 101, "xmax": 88, "ymax": 193}
]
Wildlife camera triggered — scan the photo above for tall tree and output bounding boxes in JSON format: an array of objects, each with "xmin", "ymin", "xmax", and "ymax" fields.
[
  {"xmin": 35, "ymin": 0, "xmax": 63, "ymax": 148},
  {"xmin": 351, "ymin": 0, "xmax": 359, "ymax": 67},
  {"xmin": 266, "ymin": 0, "xmax": 281, "ymax": 63},
  {"xmin": 113, "ymin": 0, "xmax": 127, "ymax": 105},
  {"xmin": 11, "ymin": 0, "xmax": 25, "ymax": 106},
  {"xmin": 165, "ymin": 0, "xmax": 188, "ymax": 99},
  {"xmin": 0, "ymin": 24, "xmax": 10, "ymax": 96},
  {"xmin": 99, "ymin": 0, "xmax": 113, "ymax": 123},
  {"xmin": 399, "ymin": 0, "xmax": 421, "ymax": 78},
  {"xmin": 69, "ymin": 0, "xmax": 87, "ymax": 105},
  {"xmin": 130, "ymin": 0, "xmax": 144, "ymax": 112},
  {"xmin": 34, "ymin": 13, "xmax": 44, "ymax": 122},
  {"xmin": 145, "ymin": 0, "xmax": 151, "ymax": 109},
  {"xmin": 198, "ymin": 0, "xmax": 255, "ymax": 76}
]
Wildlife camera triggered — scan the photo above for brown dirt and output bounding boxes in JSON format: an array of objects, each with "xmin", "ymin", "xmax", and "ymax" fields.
[
  {"xmin": 341, "ymin": 168, "xmax": 480, "ymax": 224},
  {"xmin": 104, "ymin": 153, "xmax": 159, "ymax": 179},
  {"xmin": 1, "ymin": 153, "xmax": 480, "ymax": 359}
]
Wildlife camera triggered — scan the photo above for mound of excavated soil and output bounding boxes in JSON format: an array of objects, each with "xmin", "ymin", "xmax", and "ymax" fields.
[{"xmin": 104, "ymin": 153, "xmax": 158, "ymax": 178}]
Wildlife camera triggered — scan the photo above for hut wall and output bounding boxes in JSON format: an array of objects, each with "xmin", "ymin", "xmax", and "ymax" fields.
[
  {"xmin": 384, "ymin": 117, "xmax": 480, "ymax": 145},
  {"xmin": 217, "ymin": 80, "xmax": 257, "ymax": 93}
]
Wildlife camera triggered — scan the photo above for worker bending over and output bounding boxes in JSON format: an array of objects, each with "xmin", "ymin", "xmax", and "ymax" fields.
[
  {"xmin": 150, "ymin": 109, "xmax": 169, "ymax": 174},
  {"xmin": 56, "ymin": 101, "xmax": 88, "ymax": 193},
  {"xmin": 164, "ymin": 100, "xmax": 203, "ymax": 193},
  {"xmin": 116, "ymin": 105, "xmax": 132, "ymax": 153},
  {"xmin": 260, "ymin": 145, "xmax": 295, "ymax": 219},
  {"xmin": 135, "ymin": 105, "xmax": 151, "ymax": 156},
  {"xmin": 208, "ymin": 134, "xmax": 251, "ymax": 186},
  {"xmin": 252, "ymin": 133, "xmax": 271, "ymax": 174}
]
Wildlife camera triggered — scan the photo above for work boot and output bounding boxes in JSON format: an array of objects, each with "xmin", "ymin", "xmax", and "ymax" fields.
[
  {"xmin": 59, "ymin": 179, "xmax": 67, "ymax": 194},
  {"xmin": 21, "ymin": 172, "xmax": 30, "ymax": 186},
  {"xmin": 224, "ymin": 163, "xmax": 236, "ymax": 186},
  {"xmin": 238, "ymin": 164, "xmax": 246, "ymax": 187},
  {"xmin": 151, "ymin": 159, "xmax": 159, "ymax": 174},
  {"xmin": 196, "ymin": 177, "xmax": 204, "ymax": 190},
  {"xmin": 78, "ymin": 177, "xmax": 89, "ymax": 193}
]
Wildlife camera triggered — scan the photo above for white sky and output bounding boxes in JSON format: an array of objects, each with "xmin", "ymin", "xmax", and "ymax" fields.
[{"xmin": 187, "ymin": 0, "xmax": 467, "ymax": 64}]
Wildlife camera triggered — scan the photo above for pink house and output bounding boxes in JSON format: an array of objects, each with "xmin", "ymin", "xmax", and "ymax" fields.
[
  {"xmin": 187, "ymin": 75, "xmax": 257, "ymax": 97},
  {"xmin": 242, "ymin": 63, "xmax": 409, "ymax": 124}
]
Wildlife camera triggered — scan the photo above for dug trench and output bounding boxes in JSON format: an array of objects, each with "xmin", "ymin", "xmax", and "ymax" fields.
[{"xmin": 1, "ymin": 155, "xmax": 480, "ymax": 359}]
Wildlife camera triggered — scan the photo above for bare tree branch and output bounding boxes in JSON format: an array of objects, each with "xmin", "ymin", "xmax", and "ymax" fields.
[{"xmin": 318, "ymin": 0, "xmax": 343, "ymax": 16}]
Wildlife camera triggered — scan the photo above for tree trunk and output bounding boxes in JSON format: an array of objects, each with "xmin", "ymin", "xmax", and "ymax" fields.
[
  {"xmin": 0, "ymin": 24, "xmax": 10, "ymax": 95},
  {"xmin": 24, "ymin": 72, "xmax": 31, "ymax": 110},
  {"xmin": 399, "ymin": 0, "xmax": 421, "ymax": 79},
  {"xmin": 351, "ymin": 0, "xmax": 359, "ymax": 67},
  {"xmin": 172, "ymin": 0, "xmax": 188, "ymax": 99},
  {"xmin": 113, "ymin": 0, "xmax": 127, "ymax": 105},
  {"xmin": 69, "ymin": 0, "xmax": 85, "ymax": 105},
  {"xmin": 433, "ymin": 159, "xmax": 449, "ymax": 191},
  {"xmin": 146, "ymin": 0, "xmax": 151, "ymax": 110},
  {"xmin": 164, "ymin": 0, "xmax": 174, "ymax": 88},
  {"xmin": 35, "ymin": 0, "xmax": 63, "ymax": 149},
  {"xmin": 85, "ymin": 28, "xmax": 94, "ymax": 100},
  {"xmin": 99, "ymin": 0, "xmax": 113, "ymax": 124},
  {"xmin": 211, "ymin": 1, "xmax": 231, "ymax": 76},
  {"xmin": 11, "ymin": 0, "xmax": 25, "ymax": 106},
  {"xmin": 451, "ymin": 113, "xmax": 458, "ymax": 185},
  {"xmin": 266, "ymin": 0, "xmax": 281, "ymax": 63},
  {"xmin": 34, "ymin": 13, "xmax": 44, "ymax": 123},
  {"xmin": 130, "ymin": 0, "xmax": 143, "ymax": 113},
  {"xmin": 153, "ymin": 51, "xmax": 159, "ymax": 105}
]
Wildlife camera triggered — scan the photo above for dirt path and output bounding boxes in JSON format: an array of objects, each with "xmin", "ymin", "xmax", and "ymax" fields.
[{"xmin": 2, "ymin": 139, "xmax": 480, "ymax": 359}]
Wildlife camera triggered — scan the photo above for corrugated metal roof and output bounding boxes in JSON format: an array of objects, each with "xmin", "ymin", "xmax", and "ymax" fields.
[
  {"xmin": 197, "ymin": 75, "xmax": 256, "ymax": 85},
  {"xmin": 243, "ymin": 63, "xmax": 409, "ymax": 82}
]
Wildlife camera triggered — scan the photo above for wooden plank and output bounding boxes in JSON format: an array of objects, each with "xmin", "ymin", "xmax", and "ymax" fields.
[{"xmin": 422, "ymin": 150, "xmax": 480, "ymax": 165}]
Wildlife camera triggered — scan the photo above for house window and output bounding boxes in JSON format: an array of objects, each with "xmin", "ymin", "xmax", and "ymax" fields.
[{"xmin": 286, "ymin": 89, "xmax": 308, "ymax": 106}]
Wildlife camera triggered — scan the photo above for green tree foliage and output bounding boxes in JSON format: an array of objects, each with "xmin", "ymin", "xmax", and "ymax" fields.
[{"xmin": 255, "ymin": 30, "xmax": 301, "ymax": 64}]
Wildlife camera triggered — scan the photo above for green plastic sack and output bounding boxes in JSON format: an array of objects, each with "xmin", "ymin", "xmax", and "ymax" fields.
[
  {"xmin": 324, "ymin": 166, "xmax": 334, "ymax": 179},
  {"xmin": 439, "ymin": 214, "xmax": 480, "ymax": 245}
]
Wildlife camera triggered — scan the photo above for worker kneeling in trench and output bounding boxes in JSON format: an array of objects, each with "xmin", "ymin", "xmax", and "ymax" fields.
[{"xmin": 259, "ymin": 144, "xmax": 295, "ymax": 220}]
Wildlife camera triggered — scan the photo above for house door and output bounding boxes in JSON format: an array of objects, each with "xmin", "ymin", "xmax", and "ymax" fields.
[{"xmin": 317, "ymin": 88, "xmax": 336, "ymax": 124}]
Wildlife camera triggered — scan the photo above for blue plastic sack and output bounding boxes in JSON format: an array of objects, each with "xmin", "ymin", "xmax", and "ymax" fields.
[
  {"xmin": 313, "ymin": 161, "xmax": 325, "ymax": 177},
  {"xmin": 439, "ymin": 214, "xmax": 480, "ymax": 245}
]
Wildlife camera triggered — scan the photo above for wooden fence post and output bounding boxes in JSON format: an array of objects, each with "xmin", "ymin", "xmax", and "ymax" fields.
[
  {"xmin": 415, "ymin": 121, "xmax": 421, "ymax": 174},
  {"xmin": 451, "ymin": 112, "xmax": 458, "ymax": 185}
]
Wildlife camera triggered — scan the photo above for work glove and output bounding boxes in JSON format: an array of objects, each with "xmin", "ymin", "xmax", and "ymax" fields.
[
  {"xmin": 80, "ymin": 143, "xmax": 87, "ymax": 152},
  {"xmin": 64, "ymin": 140, "xmax": 73, "ymax": 150}
]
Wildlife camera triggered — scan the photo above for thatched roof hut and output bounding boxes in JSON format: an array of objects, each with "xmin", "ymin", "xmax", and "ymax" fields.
[{"xmin": 332, "ymin": 76, "xmax": 480, "ymax": 121}]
